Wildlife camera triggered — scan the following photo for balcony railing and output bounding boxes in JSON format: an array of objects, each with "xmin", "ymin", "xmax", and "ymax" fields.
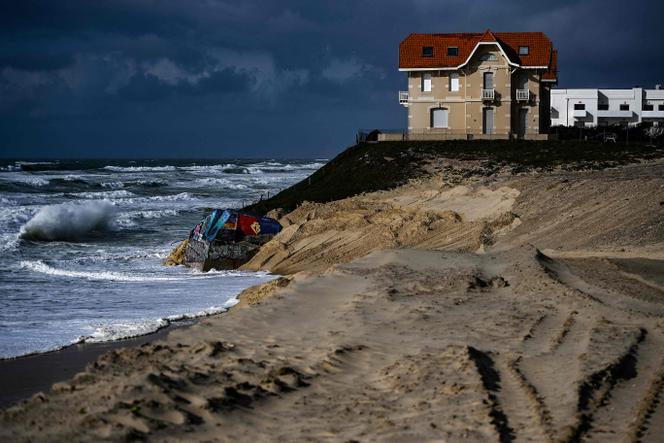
[
  {"xmin": 481, "ymin": 88, "xmax": 495, "ymax": 101},
  {"xmin": 516, "ymin": 89, "xmax": 530, "ymax": 101},
  {"xmin": 399, "ymin": 90, "xmax": 409, "ymax": 105}
]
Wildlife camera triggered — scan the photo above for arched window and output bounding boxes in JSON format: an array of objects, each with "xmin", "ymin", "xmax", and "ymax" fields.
[{"xmin": 431, "ymin": 108, "xmax": 449, "ymax": 128}]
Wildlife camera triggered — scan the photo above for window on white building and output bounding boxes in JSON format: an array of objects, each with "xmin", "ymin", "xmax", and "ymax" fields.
[
  {"xmin": 643, "ymin": 103, "xmax": 654, "ymax": 111},
  {"xmin": 659, "ymin": 104, "xmax": 664, "ymax": 111},
  {"xmin": 449, "ymin": 73, "xmax": 459, "ymax": 92},
  {"xmin": 519, "ymin": 46, "xmax": 529, "ymax": 56},
  {"xmin": 620, "ymin": 104, "xmax": 630, "ymax": 111},
  {"xmin": 574, "ymin": 104, "xmax": 585, "ymax": 110},
  {"xmin": 598, "ymin": 103, "xmax": 609, "ymax": 111},
  {"xmin": 421, "ymin": 73, "xmax": 432, "ymax": 92}
]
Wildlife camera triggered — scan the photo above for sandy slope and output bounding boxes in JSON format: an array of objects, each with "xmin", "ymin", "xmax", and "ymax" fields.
[{"xmin": 2, "ymin": 161, "xmax": 664, "ymax": 442}]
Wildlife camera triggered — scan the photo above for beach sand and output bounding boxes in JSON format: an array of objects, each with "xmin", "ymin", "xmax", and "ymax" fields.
[{"xmin": 2, "ymin": 160, "xmax": 664, "ymax": 441}]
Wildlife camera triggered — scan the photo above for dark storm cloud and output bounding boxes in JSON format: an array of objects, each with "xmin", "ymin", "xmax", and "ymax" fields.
[
  {"xmin": 0, "ymin": 53, "xmax": 74, "ymax": 72},
  {"xmin": 0, "ymin": 0, "xmax": 662, "ymax": 158}
]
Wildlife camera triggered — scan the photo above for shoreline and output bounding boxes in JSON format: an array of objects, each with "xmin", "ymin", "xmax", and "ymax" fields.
[
  {"xmin": 0, "ymin": 275, "xmax": 275, "ymax": 408},
  {"xmin": 0, "ymin": 318, "xmax": 197, "ymax": 409}
]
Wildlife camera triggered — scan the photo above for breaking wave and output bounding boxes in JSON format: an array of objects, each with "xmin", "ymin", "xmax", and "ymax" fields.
[
  {"xmin": 19, "ymin": 260, "xmax": 179, "ymax": 281},
  {"xmin": 77, "ymin": 299, "xmax": 242, "ymax": 344},
  {"xmin": 70, "ymin": 190, "xmax": 136, "ymax": 199},
  {"xmin": 19, "ymin": 200, "xmax": 118, "ymax": 241},
  {"xmin": 103, "ymin": 165, "xmax": 177, "ymax": 172}
]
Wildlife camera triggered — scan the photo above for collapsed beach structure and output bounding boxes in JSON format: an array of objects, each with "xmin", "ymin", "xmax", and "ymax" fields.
[{"xmin": 179, "ymin": 209, "xmax": 281, "ymax": 272}]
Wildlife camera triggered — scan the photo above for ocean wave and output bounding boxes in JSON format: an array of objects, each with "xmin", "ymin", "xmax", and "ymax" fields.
[
  {"xmin": 129, "ymin": 209, "xmax": 179, "ymax": 219},
  {"xmin": 179, "ymin": 164, "xmax": 237, "ymax": 172},
  {"xmin": 70, "ymin": 190, "xmax": 135, "ymax": 199},
  {"xmin": 17, "ymin": 161, "xmax": 59, "ymax": 166},
  {"xmin": 191, "ymin": 178, "xmax": 248, "ymax": 189},
  {"xmin": 19, "ymin": 259, "xmax": 263, "ymax": 282},
  {"xmin": 247, "ymin": 161, "xmax": 325, "ymax": 171},
  {"xmin": 0, "ymin": 205, "xmax": 37, "ymax": 228},
  {"xmin": 100, "ymin": 181, "xmax": 125, "ymax": 189},
  {"xmin": 132, "ymin": 179, "xmax": 169, "ymax": 187},
  {"xmin": 0, "ymin": 233, "xmax": 20, "ymax": 252},
  {"xmin": 115, "ymin": 209, "xmax": 180, "ymax": 228},
  {"xmin": 0, "ymin": 173, "xmax": 50, "ymax": 187},
  {"xmin": 48, "ymin": 175, "xmax": 90, "ymax": 186},
  {"xmin": 66, "ymin": 247, "xmax": 171, "ymax": 265},
  {"xmin": 79, "ymin": 319, "xmax": 171, "ymax": 343},
  {"xmin": 103, "ymin": 165, "xmax": 177, "ymax": 172},
  {"xmin": 0, "ymin": 164, "xmax": 22, "ymax": 172},
  {"xmin": 19, "ymin": 260, "xmax": 181, "ymax": 281},
  {"xmin": 0, "ymin": 161, "xmax": 59, "ymax": 172},
  {"xmin": 143, "ymin": 192, "xmax": 195, "ymax": 202},
  {"xmin": 78, "ymin": 300, "xmax": 240, "ymax": 344},
  {"xmin": 19, "ymin": 200, "xmax": 118, "ymax": 241}
]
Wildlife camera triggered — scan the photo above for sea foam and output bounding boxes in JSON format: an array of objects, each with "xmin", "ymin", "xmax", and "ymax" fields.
[{"xmin": 19, "ymin": 200, "xmax": 117, "ymax": 241}]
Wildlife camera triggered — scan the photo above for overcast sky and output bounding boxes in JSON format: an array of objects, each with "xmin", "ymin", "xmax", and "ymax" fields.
[{"xmin": 1, "ymin": 0, "xmax": 662, "ymax": 159}]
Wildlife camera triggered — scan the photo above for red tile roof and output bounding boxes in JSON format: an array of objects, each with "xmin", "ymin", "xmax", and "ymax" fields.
[{"xmin": 399, "ymin": 30, "xmax": 557, "ymax": 82}]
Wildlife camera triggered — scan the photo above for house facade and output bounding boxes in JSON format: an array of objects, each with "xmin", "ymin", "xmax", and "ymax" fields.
[
  {"xmin": 550, "ymin": 87, "xmax": 664, "ymax": 127},
  {"xmin": 396, "ymin": 30, "xmax": 557, "ymax": 140}
]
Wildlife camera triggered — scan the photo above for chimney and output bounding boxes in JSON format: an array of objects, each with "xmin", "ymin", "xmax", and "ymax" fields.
[{"xmin": 656, "ymin": 84, "xmax": 662, "ymax": 90}]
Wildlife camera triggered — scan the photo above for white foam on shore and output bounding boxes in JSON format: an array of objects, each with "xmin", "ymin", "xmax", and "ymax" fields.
[
  {"xmin": 19, "ymin": 260, "xmax": 180, "ymax": 281},
  {"xmin": 78, "ymin": 296, "xmax": 242, "ymax": 345},
  {"xmin": 19, "ymin": 200, "xmax": 118, "ymax": 241},
  {"xmin": 19, "ymin": 259, "xmax": 270, "ymax": 282},
  {"xmin": 80, "ymin": 319, "xmax": 171, "ymax": 343}
]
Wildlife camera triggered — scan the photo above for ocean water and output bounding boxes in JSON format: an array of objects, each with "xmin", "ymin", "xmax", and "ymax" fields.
[{"xmin": 0, "ymin": 159, "xmax": 324, "ymax": 358}]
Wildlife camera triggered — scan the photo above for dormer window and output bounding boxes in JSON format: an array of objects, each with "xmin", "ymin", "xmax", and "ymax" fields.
[
  {"xmin": 422, "ymin": 46, "xmax": 434, "ymax": 57},
  {"xmin": 519, "ymin": 46, "xmax": 529, "ymax": 56},
  {"xmin": 447, "ymin": 46, "xmax": 458, "ymax": 56},
  {"xmin": 479, "ymin": 53, "xmax": 497, "ymax": 61}
]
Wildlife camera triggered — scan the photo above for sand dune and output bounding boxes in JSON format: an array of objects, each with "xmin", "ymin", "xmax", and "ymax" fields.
[{"xmin": 2, "ymin": 160, "xmax": 664, "ymax": 442}]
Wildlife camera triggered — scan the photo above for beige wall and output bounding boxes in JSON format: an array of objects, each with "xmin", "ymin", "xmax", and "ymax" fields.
[{"xmin": 405, "ymin": 43, "xmax": 546, "ymax": 138}]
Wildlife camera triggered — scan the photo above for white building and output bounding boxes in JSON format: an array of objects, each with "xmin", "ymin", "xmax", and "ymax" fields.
[{"xmin": 551, "ymin": 86, "xmax": 664, "ymax": 127}]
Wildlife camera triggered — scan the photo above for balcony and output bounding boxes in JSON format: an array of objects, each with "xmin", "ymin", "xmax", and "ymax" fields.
[
  {"xmin": 481, "ymin": 88, "xmax": 495, "ymax": 101},
  {"xmin": 516, "ymin": 89, "xmax": 530, "ymax": 101},
  {"xmin": 572, "ymin": 109, "xmax": 587, "ymax": 118},
  {"xmin": 399, "ymin": 90, "xmax": 409, "ymax": 106},
  {"xmin": 642, "ymin": 110, "xmax": 664, "ymax": 119}
]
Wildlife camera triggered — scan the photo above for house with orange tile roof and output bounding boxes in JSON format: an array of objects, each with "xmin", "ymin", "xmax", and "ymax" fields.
[{"xmin": 395, "ymin": 30, "xmax": 558, "ymax": 140}]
